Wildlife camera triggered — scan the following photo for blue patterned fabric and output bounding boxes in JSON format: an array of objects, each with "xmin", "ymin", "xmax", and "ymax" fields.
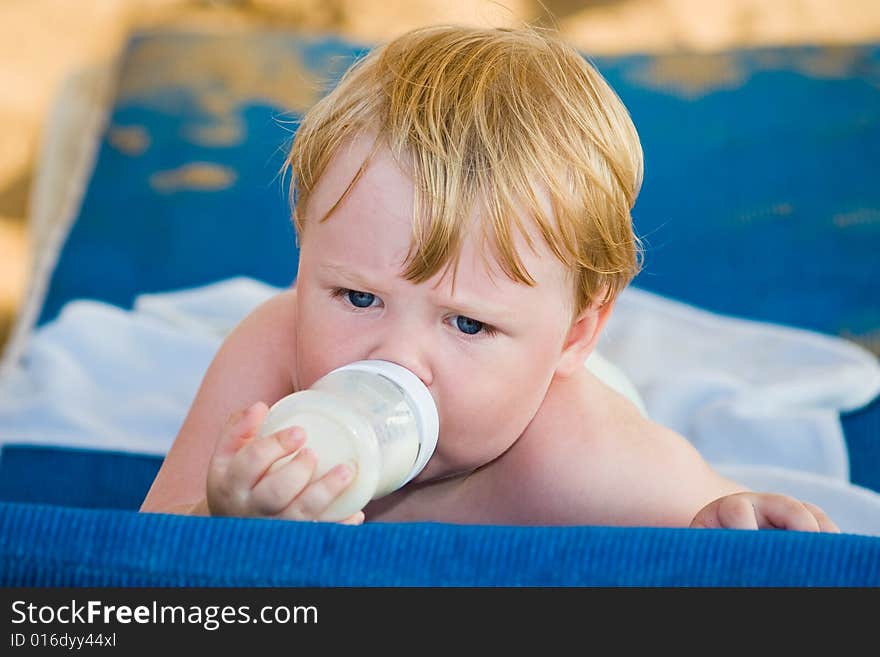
[{"xmin": 3, "ymin": 32, "xmax": 879, "ymax": 586}]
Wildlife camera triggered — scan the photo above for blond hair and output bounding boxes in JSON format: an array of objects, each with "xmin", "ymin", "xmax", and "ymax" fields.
[{"xmin": 285, "ymin": 24, "xmax": 644, "ymax": 315}]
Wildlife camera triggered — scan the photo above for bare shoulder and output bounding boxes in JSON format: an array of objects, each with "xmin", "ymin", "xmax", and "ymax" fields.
[
  {"xmin": 237, "ymin": 286, "xmax": 299, "ymax": 363},
  {"xmin": 467, "ymin": 367, "xmax": 740, "ymax": 527},
  {"xmin": 187, "ymin": 284, "xmax": 301, "ymax": 423},
  {"xmin": 204, "ymin": 286, "xmax": 300, "ymax": 388},
  {"xmin": 140, "ymin": 285, "xmax": 300, "ymax": 512}
]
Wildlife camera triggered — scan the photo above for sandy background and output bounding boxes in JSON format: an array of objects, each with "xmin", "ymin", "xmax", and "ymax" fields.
[{"xmin": 2, "ymin": 0, "xmax": 880, "ymax": 355}]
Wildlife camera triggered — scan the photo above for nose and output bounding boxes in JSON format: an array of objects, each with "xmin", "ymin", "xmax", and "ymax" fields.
[{"xmin": 365, "ymin": 317, "xmax": 434, "ymax": 388}]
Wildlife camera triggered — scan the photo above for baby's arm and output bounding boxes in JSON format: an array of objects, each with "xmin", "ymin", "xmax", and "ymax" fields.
[
  {"xmin": 483, "ymin": 367, "xmax": 838, "ymax": 530},
  {"xmin": 140, "ymin": 289, "xmax": 359, "ymax": 521},
  {"xmin": 139, "ymin": 290, "xmax": 297, "ymax": 514}
]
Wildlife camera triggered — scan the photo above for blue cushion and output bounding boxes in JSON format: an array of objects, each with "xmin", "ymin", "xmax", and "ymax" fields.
[
  {"xmin": 0, "ymin": 445, "xmax": 161, "ymax": 511},
  {"xmin": 2, "ymin": 443, "xmax": 877, "ymax": 585},
  {"xmin": 1, "ymin": 500, "xmax": 877, "ymax": 586}
]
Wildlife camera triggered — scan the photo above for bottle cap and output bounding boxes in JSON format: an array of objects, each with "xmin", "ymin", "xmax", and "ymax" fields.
[{"xmin": 329, "ymin": 360, "xmax": 439, "ymax": 485}]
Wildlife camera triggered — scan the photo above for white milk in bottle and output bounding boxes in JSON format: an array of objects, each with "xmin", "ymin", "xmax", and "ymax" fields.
[{"xmin": 258, "ymin": 360, "xmax": 439, "ymax": 522}]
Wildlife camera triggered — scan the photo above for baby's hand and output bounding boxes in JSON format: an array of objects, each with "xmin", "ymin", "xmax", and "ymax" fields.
[
  {"xmin": 690, "ymin": 492, "xmax": 839, "ymax": 532},
  {"xmin": 205, "ymin": 402, "xmax": 364, "ymax": 524}
]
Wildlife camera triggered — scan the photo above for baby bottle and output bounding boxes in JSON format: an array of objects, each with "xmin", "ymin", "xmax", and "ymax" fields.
[{"xmin": 258, "ymin": 360, "xmax": 439, "ymax": 522}]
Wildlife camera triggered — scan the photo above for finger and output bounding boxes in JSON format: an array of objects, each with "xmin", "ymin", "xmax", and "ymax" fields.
[
  {"xmin": 207, "ymin": 403, "xmax": 270, "ymax": 512},
  {"xmin": 277, "ymin": 462, "xmax": 356, "ymax": 521},
  {"xmin": 753, "ymin": 494, "xmax": 821, "ymax": 532},
  {"xmin": 803, "ymin": 501, "xmax": 841, "ymax": 533},
  {"xmin": 715, "ymin": 494, "xmax": 760, "ymax": 530},
  {"xmin": 211, "ymin": 401, "xmax": 269, "ymax": 469},
  {"xmin": 227, "ymin": 426, "xmax": 307, "ymax": 490},
  {"xmin": 689, "ymin": 502, "xmax": 721, "ymax": 529},
  {"xmin": 249, "ymin": 446, "xmax": 318, "ymax": 515},
  {"xmin": 340, "ymin": 511, "xmax": 366, "ymax": 526},
  {"xmin": 690, "ymin": 513, "xmax": 721, "ymax": 529}
]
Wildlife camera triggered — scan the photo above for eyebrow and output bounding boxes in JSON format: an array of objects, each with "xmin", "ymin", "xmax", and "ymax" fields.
[{"xmin": 320, "ymin": 262, "xmax": 514, "ymax": 322}]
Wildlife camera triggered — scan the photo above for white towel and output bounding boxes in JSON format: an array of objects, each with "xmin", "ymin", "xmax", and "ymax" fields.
[
  {"xmin": 0, "ymin": 277, "xmax": 878, "ymax": 534},
  {"xmin": 600, "ymin": 287, "xmax": 880, "ymax": 481},
  {"xmin": 0, "ymin": 278, "xmax": 271, "ymax": 455}
]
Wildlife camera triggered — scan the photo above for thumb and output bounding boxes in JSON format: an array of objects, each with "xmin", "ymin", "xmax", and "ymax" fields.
[{"xmin": 212, "ymin": 401, "xmax": 269, "ymax": 468}]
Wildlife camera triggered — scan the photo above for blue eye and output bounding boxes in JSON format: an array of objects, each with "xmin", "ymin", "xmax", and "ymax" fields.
[
  {"xmin": 347, "ymin": 290, "xmax": 375, "ymax": 308},
  {"xmin": 455, "ymin": 316, "xmax": 483, "ymax": 335}
]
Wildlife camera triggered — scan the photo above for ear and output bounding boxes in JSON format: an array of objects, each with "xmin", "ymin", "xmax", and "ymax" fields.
[{"xmin": 554, "ymin": 298, "xmax": 616, "ymax": 378}]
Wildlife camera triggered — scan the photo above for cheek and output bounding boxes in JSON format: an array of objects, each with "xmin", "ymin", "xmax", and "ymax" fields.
[{"xmin": 431, "ymin": 343, "xmax": 557, "ymax": 470}]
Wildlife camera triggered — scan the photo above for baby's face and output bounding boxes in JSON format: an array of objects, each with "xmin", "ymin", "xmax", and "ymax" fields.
[{"xmin": 293, "ymin": 134, "xmax": 576, "ymax": 482}]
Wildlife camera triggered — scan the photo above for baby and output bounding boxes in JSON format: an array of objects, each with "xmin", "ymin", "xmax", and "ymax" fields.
[{"xmin": 141, "ymin": 25, "xmax": 838, "ymax": 532}]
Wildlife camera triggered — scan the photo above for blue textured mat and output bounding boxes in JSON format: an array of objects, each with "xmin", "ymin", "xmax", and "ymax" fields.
[
  {"xmin": 1, "ymin": 501, "xmax": 877, "ymax": 586},
  {"xmin": 0, "ymin": 445, "xmax": 161, "ymax": 511}
]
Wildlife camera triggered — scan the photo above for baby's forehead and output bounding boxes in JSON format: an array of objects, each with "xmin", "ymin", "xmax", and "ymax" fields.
[
  {"xmin": 313, "ymin": 131, "xmax": 556, "ymax": 221},
  {"xmin": 307, "ymin": 133, "xmax": 567, "ymax": 283}
]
